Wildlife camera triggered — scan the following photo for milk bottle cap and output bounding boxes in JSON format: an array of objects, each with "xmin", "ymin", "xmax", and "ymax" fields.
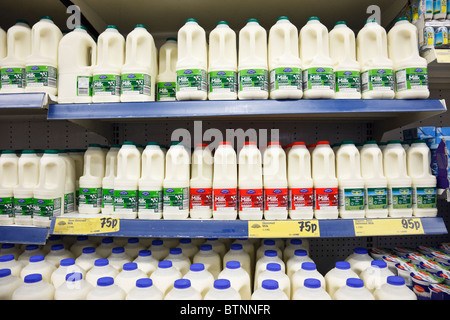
[
  {"xmin": 366, "ymin": 19, "xmax": 378, "ymax": 24},
  {"xmin": 264, "ymin": 250, "xmax": 278, "ymax": 257},
  {"xmin": 16, "ymin": 19, "xmax": 30, "ymax": 26},
  {"xmin": 112, "ymin": 247, "xmax": 125, "ymax": 254},
  {"xmin": 123, "ymin": 262, "xmax": 138, "ymax": 271},
  {"xmin": 277, "ymin": 16, "xmax": 289, "ymax": 21},
  {"xmin": 166, "ymin": 37, "xmax": 177, "ymax": 41},
  {"xmin": 335, "ymin": 261, "xmax": 351, "ymax": 269},
  {"xmin": 174, "ymin": 278, "xmax": 191, "ymax": 289},
  {"xmin": 387, "ymin": 275, "xmax": 405, "ymax": 286},
  {"xmin": 302, "ymin": 262, "xmax": 317, "ymax": 270},
  {"xmin": 262, "ymin": 279, "xmax": 279, "ymax": 290},
  {"xmin": 190, "ymin": 263, "xmax": 205, "ymax": 272},
  {"xmin": 316, "ymin": 141, "xmax": 330, "ymax": 145},
  {"xmin": 29, "ymin": 255, "xmax": 45, "ymax": 263},
  {"xmin": 214, "ymin": 279, "xmax": 231, "ymax": 289},
  {"xmin": 347, "ymin": 278, "xmax": 364, "ymax": 288},
  {"xmin": 364, "ymin": 140, "xmax": 377, "ymax": 145},
  {"xmin": 335, "ymin": 21, "xmax": 347, "ymax": 26},
  {"xmin": 247, "ymin": 18, "xmax": 259, "ymax": 23},
  {"xmin": 135, "ymin": 24, "xmax": 147, "ymax": 29},
  {"xmin": 217, "ymin": 21, "xmax": 229, "ymax": 26},
  {"xmin": 65, "ymin": 272, "xmax": 83, "ymax": 282},
  {"xmin": 40, "ymin": 16, "xmax": 54, "ymax": 21},
  {"xmin": 74, "ymin": 26, "xmax": 87, "ymax": 31},
  {"xmin": 97, "ymin": 276, "xmax": 114, "ymax": 286},
  {"xmin": 244, "ymin": 141, "xmax": 257, "ymax": 145},
  {"xmin": 295, "ymin": 249, "xmax": 308, "ymax": 256},
  {"xmin": 51, "ymin": 244, "xmax": 65, "ymax": 252},
  {"xmin": 341, "ymin": 140, "xmax": 354, "ymax": 145},
  {"xmin": 395, "ymin": 17, "xmax": 408, "ymax": 22},
  {"xmin": 354, "ymin": 247, "xmax": 368, "ymax": 254},
  {"xmin": 226, "ymin": 261, "xmax": 240, "ymax": 269},
  {"xmin": 186, "ymin": 18, "xmax": 198, "ymax": 23},
  {"xmin": 220, "ymin": 141, "xmax": 232, "ymax": 146},
  {"xmin": 292, "ymin": 142, "xmax": 306, "ymax": 146},
  {"xmin": 60, "ymin": 258, "xmax": 75, "ymax": 266},
  {"xmin": 170, "ymin": 248, "xmax": 182, "ymax": 255},
  {"xmin": 387, "ymin": 140, "xmax": 401, "ymax": 144},
  {"xmin": 94, "ymin": 258, "xmax": 109, "ymax": 267},
  {"xmin": 102, "ymin": 237, "xmax": 113, "ymax": 244},
  {"xmin": 371, "ymin": 260, "xmax": 387, "ymax": 268},
  {"xmin": 0, "ymin": 269, "xmax": 11, "ymax": 277},
  {"xmin": 82, "ymin": 247, "xmax": 96, "ymax": 254},
  {"xmin": 24, "ymin": 274, "xmax": 42, "ymax": 283},
  {"xmin": 304, "ymin": 278, "xmax": 321, "ymax": 288},
  {"xmin": 268, "ymin": 141, "xmax": 281, "ymax": 146},
  {"xmin": 200, "ymin": 244, "xmax": 212, "ymax": 251},
  {"xmin": 0, "ymin": 255, "xmax": 14, "ymax": 263},
  {"xmin": 267, "ymin": 263, "xmax": 282, "ymax": 271},
  {"xmin": 2, "ymin": 150, "xmax": 15, "ymax": 155},
  {"xmin": 136, "ymin": 278, "xmax": 153, "ymax": 288},
  {"xmin": 230, "ymin": 244, "xmax": 243, "ymax": 251},
  {"xmin": 146, "ymin": 142, "xmax": 159, "ymax": 146},
  {"xmin": 159, "ymin": 260, "xmax": 173, "ymax": 268},
  {"xmin": 307, "ymin": 17, "xmax": 320, "ymax": 22},
  {"xmin": 138, "ymin": 250, "xmax": 152, "ymax": 257},
  {"xmin": 106, "ymin": 25, "xmax": 118, "ymax": 30}
]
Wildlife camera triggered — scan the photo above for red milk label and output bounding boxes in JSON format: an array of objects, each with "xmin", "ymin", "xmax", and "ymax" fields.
[
  {"xmin": 190, "ymin": 188, "xmax": 212, "ymax": 209},
  {"xmin": 289, "ymin": 187, "xmax": 314, "ymax": 210},
  {"xmin": 264, "ymin": 188, "xmax": 288, "ymax": 210},
  {"xmin": 239, "ymin": 188, "xmax": 264, "ymax": 211},
  {"xmin": 213, "ymin": 188, "xmax": 238, "ymax": 211},
  {"xmin": 314, "ymin": 187, "xmax": 338, "ymax": 210}
]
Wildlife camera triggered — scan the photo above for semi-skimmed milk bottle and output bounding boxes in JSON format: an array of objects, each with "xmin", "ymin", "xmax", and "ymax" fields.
[
  {"xmin": 121, "ymin": 24, "xmax": 157, "ymax": 102},
  {"xmin": 357, "ymin": 19, "xmax": 395, "ymax": 99},
  {"xmin": 57, "ymin": 25, "xmax": 97, "ymax": 103},
  {"xmin": 238, "ymin": 19, "xmax": 269, "ymax": 100},
  {"xmin": 59, "ymin": 150, "xmax": 76, "ymax": 214},
  {"xmin": 79, "ymin": 144, "xmax": 105, "ymax": 214},
  {"xmin": 238, "ymin": 141, "xmax": 263, "ymax": 220},
  {"xmin": 388, "ymin": 17, "xmax": 429, "ymax": 99},
  {"xmin": 208, "ymin": 21, "xmax": 238, "ymax": 100},
  {"xmin": 213, "ymin": 142, "xmax": 238, "ymax": 220},
  {"xmin": 113, "ymin": 142, "xmax": 140, "ymax": 219},
  {"xmin": 336, "ymin": 141, "xmax": 365, "ymax": 219},
  {"xmin": 0, "ymin": 150, "xmax": 18, "ymax": 225},
  {"xmin": 288, "ymin": 142, "xmax": 314, "ymax": 219},
  {"xmin": 25, "ymin": 16, "xmax": 62, "ymax": 96},
  {"xmin": 163, "ymin": 142, "xmax": 190, "ymax": 219},
  {"xmin": 190, "ymin": 143, "xmax": 213, "ymax": 219},
  {"xmin": 0, "ymin": 27, "xmax": 6, "ymax": 60},
  {"xmin": 299, "ymin": 17, "xmax": 334, "ymax": 99},
  {"xmin": 263, "ymin": 142, "xmax": 288, "ymax": 220},
  {"xmin": 0, "ymin": 20, "xmax": 31, "ymax": 94},
  {"xmin": 329, "ymin": 21, "xmax": 361, "ymax": 99},
  {"xmin": 360, "ymin": 141, "xmax": 388, "ymax": 218},
  {"xmin": 138, "ymin": 142, "xmax": 164, "ymax": 219},
  {"xmin": 156, "ymin": 38, "xmax": 177, "ymax": 101},
  {"xmin": 176, "ymin": 19, "xmax": 208, "ymax": 100},
  {"xmin": 312, "ymin": 141, "xmax": 338, "ymax": 219},
  {"xmin": 268, "ymin": 16, "xmax": 303, "ymax": 99},
  {"xmin": 92, "ymin": 25, "xmax": 125, "ymax": 103},
  {"xmin": 14, "ymin": 155, "xmax": 39, "ymax": 225},
  {"xmin": 101, "ymin": 145, "xmax": 119, "ymax": 215},
  {"xmin": 383, "ymin": 140, "xmax": 413, "ymax": 217},
  {"xmin": 407, "ymin": 139, "xmax": 437, "ymax": 217}
]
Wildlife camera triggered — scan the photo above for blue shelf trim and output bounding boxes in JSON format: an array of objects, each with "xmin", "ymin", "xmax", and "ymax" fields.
[
  {"xmin": 0, "ymin": 226, "xmax": 49, "ymax": 245},
  {"xmin": 0, "ymin": 93, "xmax": 47, "ymax": 109}
]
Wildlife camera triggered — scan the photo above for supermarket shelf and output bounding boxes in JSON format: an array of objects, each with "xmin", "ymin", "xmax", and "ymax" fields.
[
  {"xmin": 0, "ymin": 93, "xmax": 53, "ymax": 120},
  {"xmin": 0, "ymin": 225, "xmax": 49, "ymax": 245},
  {"xmin": 421, "ymin": 48, "xmax": 450, "ymax": 90}
]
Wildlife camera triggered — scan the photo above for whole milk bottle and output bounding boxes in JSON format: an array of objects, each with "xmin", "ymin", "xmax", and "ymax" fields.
[
  {"xmin": 0, "ymin": 150, "xmax": 18, "ymax": 225},
  {"xmin": 190, "ymin": 143, "xmax": 213, "ymax": 219},
  {"xmin": 59, "ymin": 150, "xmax": 76, "ymax": 214},
  {"xmin": 156, "ymin": 38, "xmax": 177, "ymax": 101},
  {"xmin": 101, "ymin": 145, "xmax": 120, "ymax": 215}
]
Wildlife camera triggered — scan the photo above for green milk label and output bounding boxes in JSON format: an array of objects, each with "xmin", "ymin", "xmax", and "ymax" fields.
[
  {"xmin": 163, "ymin": 187, "xmax": 189, "ymax": 210},
  {"xmin": 361, "ymin": 68, "xmax": 394, "ymax": 93},
  {"xmin": 335, "ymin": 70, "xmax": 361, "ymax": 93},
  {"xmin": 157, "ymin": 82, "xmax": 176, "ymax": 100},
  {"xmin": 79, "ymin": 187, "xmax": 102, "ymax": 208},
  {"xmin": 395, "ymin": 67, "xmax": 428, "ymax": 92},
  {"xmin": 1, "ymin": 67, "xmax": 25, "ymax": 89},
  {"xmin": 114, "ymin": 190, "xmax": 137, "ymax": 212},
  {"xmin": 93, "ymin": 74, "xmax": 121, "ymax": 96},
  {"xmin": 33, "ymin": 198, "xmax": 61, "ymax": 218},
  {"xmin": 414, "ymin": 186, "xmax": 437, "ymax": 209},
  {"xmin": 121, "ymin": 73, "xmax": 151, "ymax": 96},
  {"xmin": 102, "ymin": 188, "xmax": 114, "ymax": 209},
  {"xmin": 176, "ymin": 69, "xmax": 207, "ymax": 92},
  {"xmin": 366, "ymin": 187, "xmax": 388, "ymax": 210},
  {"xmin": 14, "ymin": 197, "xmax": 34, "ymax": 217},
  {"xmin": 339, "ymin": 188, "xmax": 365, "ymax": 211},
  {"xmin": 239, "ymin": 68, "xmax": 268, "ymax": 92},
  {"xmin": 25, "ymin": 65, "xmax": 57, "ymax": 88},
  {"xmin": 0, "ymin": 197, "xmax": 14, "ymax": 217},
  {"xmin": 138, "ymin": 190, "xmax": 163, "ymax": 212},
  {"xmin": 209, "ymin": 70, "xmax": 237, "ymax": 93},
  {"xmin": 389, "ymin": 187, "xmax": 412, "ymax": 209},
  {"xmin": 270, "ymin": 67, "xmax": 302, "ymax": 91},
  {"xmin": 303, "ymin": 67, "xmax": 334, "ymax": 91}
]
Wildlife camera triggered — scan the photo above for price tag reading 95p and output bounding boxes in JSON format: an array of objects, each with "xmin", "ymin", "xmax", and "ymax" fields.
[
  {"xmin": 248, "ymin": 220, "xmax": 320, "ymax": 238},
  {"xmin": 53, "ymin": 217, "xmax": 120, "ymax": 235},
  {"xmin": 353, "ymin": 218, "xmax": 424, "ymax": 236}
]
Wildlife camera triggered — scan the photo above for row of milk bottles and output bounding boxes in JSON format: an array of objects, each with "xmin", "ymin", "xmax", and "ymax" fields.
[{"xmin": 0, "ymin": 149, "xmax": 82, "ymax": 227}]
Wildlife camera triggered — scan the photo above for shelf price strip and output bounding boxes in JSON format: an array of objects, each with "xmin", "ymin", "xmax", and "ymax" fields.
[
  {"xmin": 53, "ymin": 217, "xmax": 120, "ymax": 235},
  {"xmin": 353, "ymin": 218, "xmax": 424, "ymax": 236},
  {"xmin": 248, "ymin": 220, "xmax": 320, "ymax": 238}
]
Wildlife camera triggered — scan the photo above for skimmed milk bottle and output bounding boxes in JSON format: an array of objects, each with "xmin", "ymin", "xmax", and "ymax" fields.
[
  {"xmin": 0, "ymin": 150, "xmax": 18, "ymax": 225},
  {"xmin": 79, "ymin": 144, "xmax": 105, "ymax": 214},
  {"xmin": 156, "ymin": 38, "xmax": 177, "ymax": 101},
  {"xmin": 190, "ymin": 143, "xmax": 213, "ymax": 219}
]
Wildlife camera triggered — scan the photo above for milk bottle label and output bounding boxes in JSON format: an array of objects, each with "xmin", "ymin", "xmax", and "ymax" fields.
[
  {"xmin": 314, "ymin": 188, "xmax": 338, "ymax": 209},
  {"xmin": 394, "ymin": 68, "xmax": 428, "ymax": 92},
  {"xmin": 79, "ymin": 187, "xmax": 102, "ymax": 208},
  {"xmin": 339, "ymin": 188, "xmax": 365, "ymax": 211},
  {"xmin": 114, "ymin": 190, "xmax": 137, "ymax": 212},
  {"xmin": 209, "ymin": 71, "xmax": 237, "ymax": 93},
  {"xmin": 388, "ymin": 187, "xmax": 412, "ymax": 209},
  {"xmin": 93, "ymin": 74, "xmax": 121, "ymax": 96},
  {"xmin": 0, "ymin": 197, "xmax": 13, "ymax": 217},
  {"xmin": 413, "ymin": 187, "xmax": 437, "ymax": 209},
  {"xmin": 434, "ymin": 0, "xmax": 447, "ymax": 14},
  {"xmin": 289, "ymin": 188, "xmax": 314, "ymax": 210},
  {"xmin": 157, "ymin": 82, "xmax": 176, "ymax": 101},
  {"xmin": 77, "ymin": 76, "xmax": 92, "ymax": 96},
  {"xmin": 14, "ymin": 198, "xmax": 34, "ymax": 217},
  {"xmin": 33, "ymin": 198, "xmax": 61, "ymax": 218},
  {"xmin": 64, "ymin": 192, "xmax": 75, "ymax": 213},
  {"xmin": 190, "ymin": 188, "xmax": 212, "ymax": 210},
  {"xmin": 1, "ymin": 68, "xmax": 25, "ymax": 89},
  {"xmin": 102, "ymin": 189, "xmax": 114, "ymax": 209},
  {"xmin": 239, "ymin": 188, "xmax": 264, "ymax": 211},
  {"xmin": 164, "ymin": 187, "xmax": 189, "ymax": 210},
  {"xmin": 121, "ymin": 73, "xmax": 151, "ymax": 96},
  {"xmin": 176, "ymin": 69, "xmax": 207, "ymax": 92},
  {"xmin": 264, "ymin": 188, "xmax": 288, "ymax": 210},
  {"xmin": 303, "ymin": 67, "xmax": 334, "ymax": 91},
  {"xmin": 425, "ymin": 0, "xmax": 434, "ymax": 15},
  {"xmin": 270, "ymin": 67, "xmax": 302, "ymax": 91},
  {"xmin": 366, "ymin": 188, "xmax": 388, "ymax": 210},
  {"xmin": 139, "ymin": 190, "xmax": 163, "ymax": 212},
  {"xmin": 25, "ymin": 65, "xmax": 57, "ymax": 88},
  {"xmin": 361, "ymin": 69, "xmax": 394, "ymax": 93},
  {"xmin": 239, "ymin": 69, "xmax": 268, "ymax": 92},
  {"xmin": 213, "ymin": 188, "xmax": 237, "ymax": 211},
  {"xmin": 334, "ymin": 71, "xmax": 361, "ymax": 93}
]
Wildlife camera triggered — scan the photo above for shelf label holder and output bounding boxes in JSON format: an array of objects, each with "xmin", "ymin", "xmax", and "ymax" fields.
[
  {"xmin": 248, "ymin": 220, "xmax": 320, "ymax": 238},
  {"xmin": 353, "ymin": 218, "xmax": 424, "ymax": 236},
  {"xmin": 52, "ymin": 217, "xmax": 120, "ymax": 235}
]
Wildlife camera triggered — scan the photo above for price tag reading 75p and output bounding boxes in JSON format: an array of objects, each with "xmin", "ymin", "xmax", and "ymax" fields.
[
  {"xmin": 248, "ymin": 220, "xmax": 320, "ymax": 238},
  {"xmin": 53, "ymin": 217, "xmax": 120, "ymax": 235}
]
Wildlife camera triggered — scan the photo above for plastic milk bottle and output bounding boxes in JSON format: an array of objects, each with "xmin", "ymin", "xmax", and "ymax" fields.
[
  {"xmin": 190, "ymin": 143, "xmax": 213, "ymax": 219},
  {"xmin": 79, "ymin": 144, "xmax": 105, "ymax": 214},
  {"xmin": 156, "ymin": 38, "xmax": 177, "ymax": 101},
  {"xmin": 0, "ymin": 150, "xmax": 18, "ymax": 225},
  {"xmin": 102, "ymin": 145, "xmax": 119, "ymax": 215}
]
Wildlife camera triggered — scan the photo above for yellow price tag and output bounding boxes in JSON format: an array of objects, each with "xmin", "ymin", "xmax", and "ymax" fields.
[
  {"xmin": 248, "ymin": 220, "xmax": 320, "ymax": 238},
  {"xmin": 353, "ymin": 218, "xmax": 424, "ymax": 236},
  {"xmin": 53, "ymin": 217, "xmax": 120, "ymax": 235}
]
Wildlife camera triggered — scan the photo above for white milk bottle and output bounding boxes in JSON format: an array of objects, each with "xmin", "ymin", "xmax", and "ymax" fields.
[
  {"xmin": 218, "ymin": 261, "xmax": 252, "ymax": 300},
  {"xmin": 286, "ymin": 249, "xmax": 314, "ymax": 278},
  {"xmin": 20, "ymin": 255, "xmax": 56, "ymax": 283},
  {"xmin": 233, "ymin": 238, "xmax": 256, "ymax": 271},
  {"xmin": 86, "ymin": 276, "xmax": 126, "ymax": 300},
  {"xmin": 329, "ymin": 21, "xmax": 361, "ymax": 99},
  {"xmin": 176, "ymin": 18, "xmax": 208, "ymax": 100},
  {"xmin": 150, "ymin": 260, "xmax": 182, "ymax": 296},
  {"xmin": 85, "ymin": 258, "xmax": 119, "ymax": 287},
  {"xmin": 163, "ymin": 142, "xmax": 190, "ymax": 219},
  {"xmin": 336, "ymin": 141, "xmax": 365, "ymax": 219},
  {"xmin": 107, "ymin": 247, "xmax": 132, "ymax": 271},
  {"xmin": 251, "ymin": 279, "xmax": 288, "ymax": 300},
  {"xmin": 299, "ymin": 17, "xmax": 334, "ymax": 99},
  {"xmin": 59, "ymin": 150, "xmax": 76, "ymax": 214},
  {"xmin": 291, "ymin": 262, "xmax": 325, "ymax": 296},
  {"xmin": 256, "ymin": 239, "xmax": 282, "ymax": 261},
  {"xmin": 17, "ymin": 245, "xmax": 45, "ymax": 266},
  {"xmin": 268, "ymin": 16, "xmax": 303, "ymax": 99},
  {"xmin": 75, "ymin": 247, "xmax": 101, "ymax": 272},
  {"xmin": 0, "ymin": 20, "xmax": 31, "ymax": 94},
  {"xmin": 407, "ymin": 139, "xmax": 437, "ymax": 217},
  {"xmin": 0, "ymin": 269, "xmax": 22, "ymax": 300},
  {"xmin": 0, "ymin": 27, "xmax": 6, "ymax": 60},
  {"xmin": 138, "ymin": 142, "xmax": 164, "ymax": 219},
  {"xmin": 360, "ymin": 141, "xmax": 388, "ymax": 218},
  {"xmin": 156, "ymin": 38, "xmax": 177, "ymax": 101},
  {"xmin": 324, "ymin": 261, "xmax": 360, "ymax": 298},
  {"xmin": 177, "ymin": 238, "xmax": 199, "ymax": 261},
  {"xmin": 0, "ymin": 255, "xmax": 23, "ymax": 278},
  {"xmin": 149, "ymin": 239, "xmax": 169, "ymax": 260},
  {"xmin": 223, "ymin": 244, "xmax": 252, "ymax": 281},
  {"xmin": 12, "ymin": 273, "xmax": 54, "ymax": 300},
  {"xmin": 292, "ymin": 278, "xmax": 332, "ymax": 300},
  {"xmin": 204, "ymin": 279, "xmax": 242, "ymax": 300},
  {"xmin": 312, "ymin": 141, "xmax": 338, "ymax": 219},
  {"xmin": 96, "ymin": 237, "xmax": 115, "ymax": 258},
  {"xmin": 288, "ymin": 142, "xmax": 314, "ymax": 219},
  {"xmin": 133, "ymin": 250, "xmax": 158, "ymax": 276},
  {"xmin": 121, "ymin": 24, "xmax": 157, "ymax": 102},
  {"xmin": 190, "ymin": 143, "xmax": 213, "ymax": 219},
  {"xmin": 92, "ymin": 25, "xmax": 125, "ymax": 103},
  {"xmin": 284, "ymin": 238, "xmax": 309, "ymax": 263},
  {"xmin": 124, "ymin": 238, "xmax": 146, "ymax": 259},
  {"xmin": 383, "ymin": 140, "xmax": 413, "ymax": 217},
  {"xmin": 373, "ymin": 275, "xmax": 417, "ymax": 300},
  {"xmin": 114, "ymin": 262, "xmax": 147, "ymax": 294},
  {"xmin": 193, "ymin": 244, "xmax": 221, "ymax": 279},
  {"xmin": 165, "ymin": 247, "xmax": 190, "ymax": 276},
  {"xmin": 334, "ymin": 278, "xmax": 375, "ymax": 300},
  {"xmin": 357, "ymin": 19, "xmax": 394, "ymax": 99},
  {"xmin": 165, "ymin": 278, "xmax": 202, "ymax": 300},
  {"xmin": 0, "ymin": 243, "xmax": 21, "ymax": 260},
  {"xmin": 57, "ymin": 25, "xmax": 96, "ymax": 103},
  {"xmin": 345, "ymin": 247, "xmax": 373, "ymax": 276},
  {"xmin": 25, "ymin": 16, "xmax": 62, "ymax": 96},
  {"xmin": 205, "ymin": 238, "xmax": 227, "ymax": 259},
  {"xmin": 255, "ymin": 250, "xmax": 285, "ymax": 284},
  {"xmin": 113, "ymin": 142, "xmax": 140, "ymax": 219},
  {"xmin": 183, "ymin": 263, "xmax": 215, "ymax": 298},
  {"xmin": 255, "ymin": 262, "xmax": 291, "ymax": 299},
  {"xmin": 70, "ymin": 235, "xmax": 95, "ymax": 257},
  {"xmin": 69, "ymin": 149, "xmax": 85, "ymax": 207},
  {"xmin": 213, "ymin": 141, "xmax": 238, "ymax": 220},
  {"xmin": 33, "ymin": 150, "xmax": 65, "ymax": 227},
  {"xmin": 238, "ymin": 141, "xmax": 263, "ymax": 220},
  {"xmin": 45, "ymin": 244, "xmax": 75, "ymax": 267},
  {"xmin": 102, "ymin": 145, "xmax": 119, "ymax": 215},
  {"xmin": 208, "ymin": 21, "xmax": 238, "ymax": 100},
  {"xmin": 0, "ymin": 150, "xmax": 18, "ymax": 225},
  {"xmin": 238, "ymin": 19, "xmax": 269, "ymax": 99},
  {"xmin": 360, "ymin": 259, "xmax": 394, "ymax": 293},
  {"xmin": 54, "ymin": 272, "xmax": 93, "ymax": 300},
  {"xmin": 388, "ymin": 17, "xmax": 429, "ymax": 99},
  {"xmin": 263, "ymin": 142, "xmax": 288, "ymax": 220},
  {"xmin": 126, "ymin": 278, "xmax": 163, "ymax": 300},
  {"xmin": 79, "ymin": 144, "xmax": 105, "ymax": 214}
]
